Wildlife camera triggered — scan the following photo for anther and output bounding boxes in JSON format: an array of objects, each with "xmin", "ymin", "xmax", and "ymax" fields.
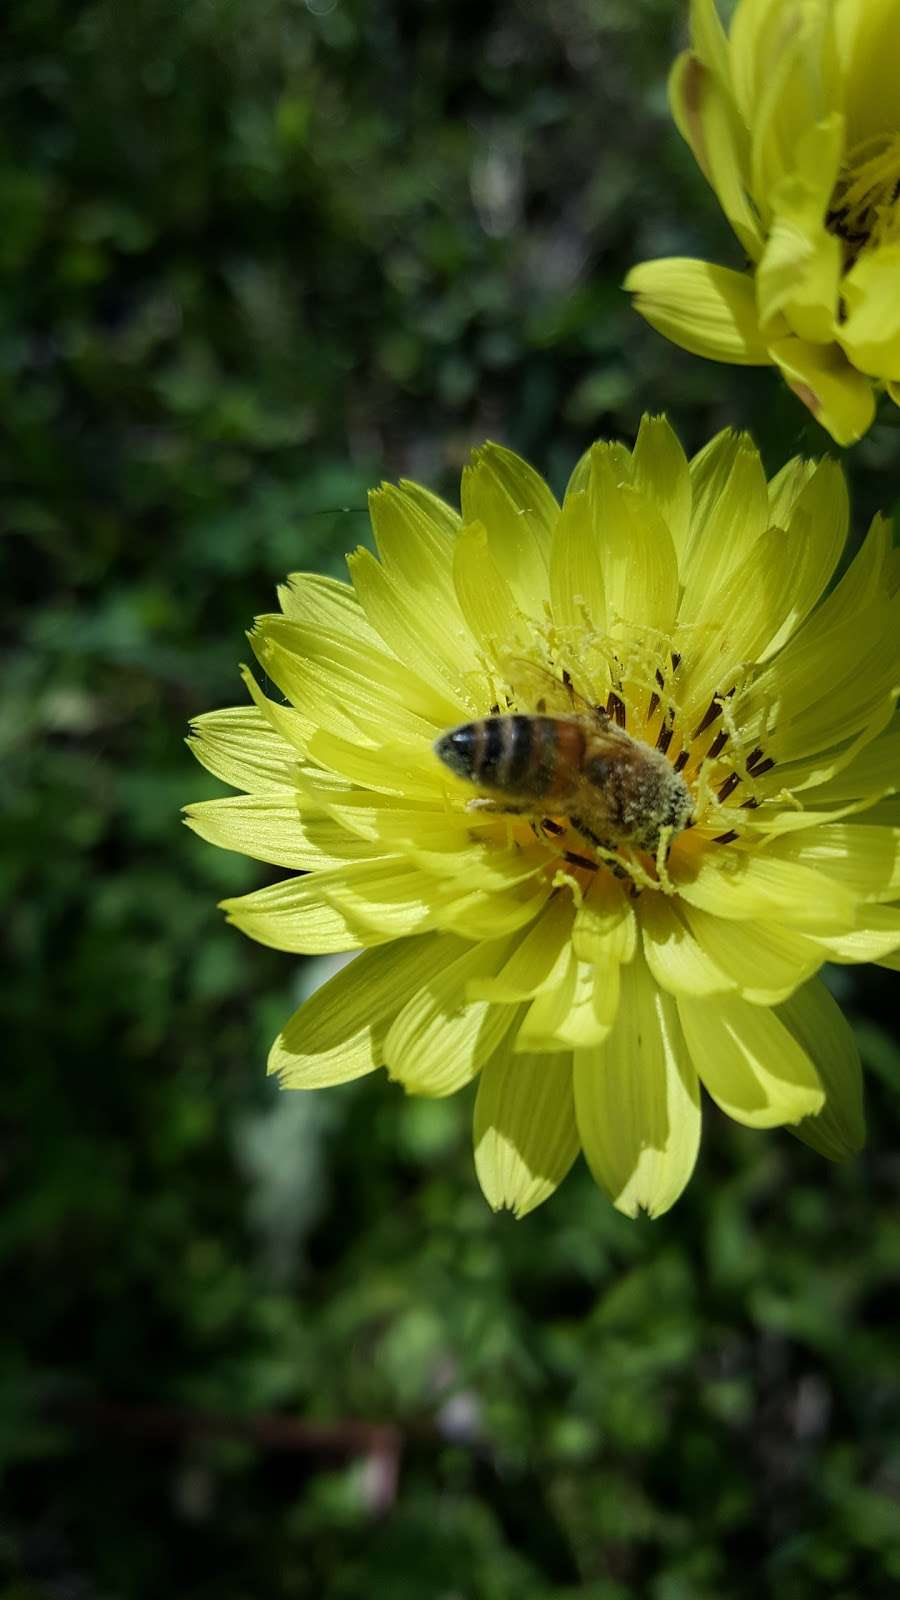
[
  {"xmin": 713, "ymin": 829, "xmax": 739, "ymax": 845},
  {"xmin": 542, "ymin": 817, "xmax": 565, "ymax": 836},
  {"xmin": 741, "ymin": 797, "xmax": 760, "ymax": 810},
  {"xmin": 745, "ymin": 746, "xmax": 764, "ymax": 772},
  {"xmin": 693, "ymin": 698, "xmax": 722, "ymax": 738},
  {"xmin": 671, "ymin": 651, "xmax": 682, "ymax": 671},
  {"xmin": 717, "ymin": 772, "xmax": 741, "ymax": 803},
  {"xmin": 564, "ymin": 850, "xmax": 598, "ymax": 872},
  {"xmin": 747, "ymin": 756, "xmax": 775, "ymax": 779},
  {"xmin": 656, "ymin": 723, "xmax": 674, "ymax": 755},
  {"xmin": 606, "ymin": 691, "xmax": 626, "ymax": 728},
  {"xmin": 673, "ymin": 750, "xmax": 689, "ymax": 773},
  {"xmin": 706, "ymin": 729, "xmax": 729, "ymax": 761},
  {"xmin": 647, "ymin": 690, "xmax": 660, "ymax": 719}
]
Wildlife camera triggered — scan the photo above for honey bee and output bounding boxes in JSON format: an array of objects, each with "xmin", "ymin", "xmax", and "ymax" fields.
[{"xmin": 434, "ymin": 664, "xmax": 693, "ymax": 862}]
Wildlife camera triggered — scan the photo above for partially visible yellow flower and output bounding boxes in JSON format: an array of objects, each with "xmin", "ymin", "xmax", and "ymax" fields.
[
  {"xmin": 185, "ymin": 422, "xmax": 900, "ymax": 1218},
  {"xmin": 625, "ymin": 0, "xmax": 900, "ymax": 444}
]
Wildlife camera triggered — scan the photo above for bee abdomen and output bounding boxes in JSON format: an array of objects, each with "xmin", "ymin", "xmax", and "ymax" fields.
[{"xmin": 436, "ymin": 715, "xmax": 579, "ymax": 798}]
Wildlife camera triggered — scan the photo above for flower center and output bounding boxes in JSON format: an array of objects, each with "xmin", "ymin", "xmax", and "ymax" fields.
[
  {"xmin": 494, "ymin": 644, "xmax": 777, "ymax": 897},
  {"xmin": 827, "ymin": 132, "xmax": 900, "ymax": 262}
]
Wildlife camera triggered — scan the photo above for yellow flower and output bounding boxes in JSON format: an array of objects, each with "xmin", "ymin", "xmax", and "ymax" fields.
[
  {"xmin": 625, "ymin": 0, "xmax": 900, "ymax": 444},
  {"xmin": 185, "ymin": 422, "xmax": 900, "ymax": 1218}
]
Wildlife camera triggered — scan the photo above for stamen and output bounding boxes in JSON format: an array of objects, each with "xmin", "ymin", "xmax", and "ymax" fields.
[
  {"xmin": 541, "ymin": 817, "xmax": 565, "ymax": 836},
  {"xmin": 828, "ymin": 133, "xmax": 900, "ymax": 256},
  {"xmin": 745, "ymin": 746, "xmax": 764, "ymax": 771},
  {"xmin": 717, "ymin": 772, "xmax": 741, "ymax": 803},
  {"xmin": 713, "ymin": 829, "xmax": 739, "ymax": 845},
  {"xmin": 706, "ymin": 729, "xmax": 729, "ymax": 761},
  {"xmin": 606, "ymin": 691, "xmax": 626, "ymax": 728},
  {"xmin": 694, "ymin": 697, "xmax": 722, "ymax": 738},
  {"xmin": 647, "ymin": 690, "xmax": 660, "ymax": 719},
  {"xmin": 673, "ymin": 750, "xmax": 689, "ymax": 774},
  {"xmin": 747, "ymin": 756, "xmax": 775, "ymax": 779},
  {"xmin": 656, "ymin": 722, "xmax": 674, "ymax": 755},
  {"xmin": 564, "ymin": 850, "xmax": 598, "ymax": 872}
]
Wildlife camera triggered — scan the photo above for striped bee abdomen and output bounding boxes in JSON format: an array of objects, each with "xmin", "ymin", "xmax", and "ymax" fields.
[{"xmin": 435, "ymin": 716, "xmax": 585, "ymax": 800}]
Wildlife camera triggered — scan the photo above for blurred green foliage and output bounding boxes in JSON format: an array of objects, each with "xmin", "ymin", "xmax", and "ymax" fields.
[{"xmin": 4, "ymin": 0, "xmax": 900, "ymax": 1595}]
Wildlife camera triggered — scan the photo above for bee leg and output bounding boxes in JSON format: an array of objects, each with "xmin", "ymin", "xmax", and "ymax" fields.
[
  {"xmin": 654, "ymin": 825, "xmax": 677, "ymax": 893},
  {"xmin": 569, "ymin": 813, "xmax": 635, "ymax": 887},
  {"xmin": 568, "ymin": 813, "xmax": 603, "ymax": 848}
]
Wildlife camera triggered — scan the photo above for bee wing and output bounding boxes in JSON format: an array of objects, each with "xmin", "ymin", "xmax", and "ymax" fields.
[{"xmin": 498, "ymin": 655, "xmax": 608, "ymax": 723}]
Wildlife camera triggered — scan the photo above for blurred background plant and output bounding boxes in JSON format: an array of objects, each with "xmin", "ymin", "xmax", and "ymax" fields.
[{"xmin": 4, "ymin": 0, "xmax": 900, "ymax": 1595}]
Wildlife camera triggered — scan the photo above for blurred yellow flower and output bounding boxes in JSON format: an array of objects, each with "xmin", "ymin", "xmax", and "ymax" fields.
[
  {"xmin": 186, "ymin": 423, "xmax": 900, "ymax": 1217},
  {"xmin": 625, "ymin": 0, "xmax": 900, "ymax": 444}
]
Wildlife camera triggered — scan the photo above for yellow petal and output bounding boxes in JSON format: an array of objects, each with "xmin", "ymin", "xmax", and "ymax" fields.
[
  {"xmin": 758, "ymin": 199, "xmax": 842, "ymax": 347},
  {"xmin": 277, "ymin": 571, "xmax": 382, "ymax": 648},
  {"xmin": 453, "ymin": 519, "xmax": 534, "ymax": 663},
  {"xmin": 840, "ymin": 0, "xmax": 900, "ymax": 147},
  {"xmin": 572, "ymin": 873, "xmax": 638, "ymax": 965},
  {"xmin": 729, "ymin": 0, "xmax": 806, "ymax": 131},
  {"xmin": 777, "ymin": 979, "xmax": 865, "ymax": 1159},
  {"xmin": 625, "ymin": 259, "xmax": 771, "ymax": 364},
  {"xmin": 473, "ymin": 1045, "xmax": 579, "ymax": 1217},
  {"xmin": 467, "ymin": 892, "xmax": 576, "ymax": 1001},
  {"xmin": 758, "ymin": 457, "xmax": 848, "ymax": 658},
  {"xmin": 239, "ymin": 665, "xmax": 318, "ymax": 756},
  {"xmin": 574, "ymin": 956, "xmax": 701, "ymax": 1218},
  {"xmin": 269, "ymin": 931, "xmax": 462, "ymax": 1088},
  {"xmin": 768, "ymin": 334, "xmax": 877, "ymax": 445},
  {"xmin": 678, "ymin": 428, "xmax": 768, "ymax": 616},
  {"xmin": 308, "ymin": 727, "xmax": 452, "ymax": 801},
  {"xmin": 187, "ymin": 704, "xmax": 306, "ymax": 793},
  {"xmin": 460, "ymin": 441, "xmax": 556, "ymax": 618},
  {"xmin": 640, "ymin": 895, "xmax": 735, "ymax": 999},
  {"xmin": 680, "ymin": 904, "xmax": 819, "ymax": 1004},
  {"xmin": 747, "ymin": 8, "xmax": 838, "ymax": 204},
  {"xmin": 384, "ymin": 936, "xmax": 519, "ymax": 1097},
  {"xmin": 769, "ymin": 824, "xmax": 900, "ymax": 904},
  {"xmin": 588, "ymin": 451, "xmax": 680, "ymax": 640},
  {"xmin": 221, "ymin": 856, "xmax": 434, "ymax": 953},
  {"xmin": 347, "ymin": 546, "xmax": 475, "ymax": 712},
  {"xmin": 669, "ymin": 50, "xmax": 763, "ymax": 260},
  {"xmin": 631, "ymin": 413, "xmax": 692, "ymax": 562},
  {"xmin": 677, "ymin": 992, "xmax": 824, "ymax": 1128},
  {"xmin": 809, "ymin": 903, "xmax": 900, "ymax": 964},
  {"xmin": 251, "ymin": 616, "xmax": 444, "ymax": 747},
  {"xmin": 839, "ymin": 245, "xmax": 900, "ymax": 383},
  {"xmin": 799, "ymin": 732, "xmax": 900, "ymax": 809},
  {"xmin": 688, "ymin": 0, "xmax": 731, "ymax": 82},
  {"xmin": 517, "ymin": 952, "xmax": 620, "ymax": 1052},
  {"xmin": 752, "ymin": 521, "xmax": 897, "ymax": 762},
  {"xmin": 674, "ymin": 845, "xmax": 857, "ymax": 932},
  {"xmin": 767, "ymin": 455, "xmax": 816, "ymax": 527},
  {"xmin": 431, "ymin": 872, "xmax": 553, "ymax": 942},
  {"xmin": 183, "ymin": 794, "xmax": 368, "ymax": 871},
  {"xmin": 548, "ymin": 489, "xmax": 607, "ymax": 637},
  {"xmin": 678, "ymin": 525, "xmax": 808, "ymax": 718},
  {"xmin": 368, "ymin": 480, "xmax": 458, "ymax": 602}
]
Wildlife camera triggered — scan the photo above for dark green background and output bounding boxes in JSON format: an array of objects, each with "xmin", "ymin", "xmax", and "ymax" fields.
[{"xmin": 5, "ymin": 1, "xmax": 900, "ymax": 1595}]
